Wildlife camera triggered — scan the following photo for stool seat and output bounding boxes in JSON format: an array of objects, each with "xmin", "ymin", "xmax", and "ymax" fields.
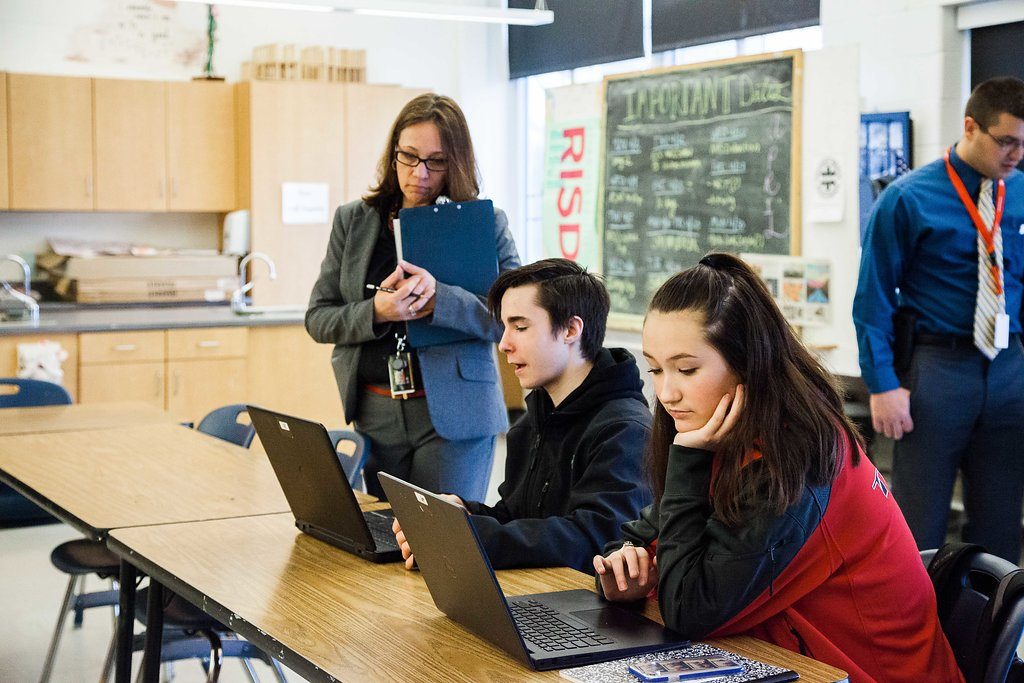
[
  {"xmin": 50, "ymin": 539, "xmax": 120, "ymax": 578},
  {"xmin": 136, "ymin": 588, "xmax": 227, "ymax": 631}
]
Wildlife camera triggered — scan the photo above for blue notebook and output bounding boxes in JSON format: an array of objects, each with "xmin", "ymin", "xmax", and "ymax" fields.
[{"xmin": 396, "ymin": 199, "xmax": 499, "ymax": 348}]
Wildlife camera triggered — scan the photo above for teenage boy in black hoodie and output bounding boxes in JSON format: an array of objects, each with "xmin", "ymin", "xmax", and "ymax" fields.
[{"xmin": 392, "ymin": 258, "xmax": 652, "ymax": 573}]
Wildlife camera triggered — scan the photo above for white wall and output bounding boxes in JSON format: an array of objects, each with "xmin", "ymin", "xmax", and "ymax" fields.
[
  {"xmin": 813, "ymin": 0, "xmax": 966, "ymax": 376},
  {"xmin": 800, "ymin": 46, "xmax": 862, "ymax": 376},
  {"xmin": 0, "ymin": 0, "xmax": 516, "ymax": 259},
  {"xmin": 822, "ymin": 0, "xmax": 965, "ymax": 169}
]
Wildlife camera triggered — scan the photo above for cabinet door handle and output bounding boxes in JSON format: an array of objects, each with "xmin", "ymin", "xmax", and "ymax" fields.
[
  {"xmin": 171, "ymin": 178, "xmax": 178, "ymax": 198},
  {"xmin": 197, "ymin": 340, "xmax": 221, "ymax": 349},
  {"xmin": 113, "ymin": 344, "xmax": 137, "ymax": 352},
  {"xmin": 154, "ymin": 371, "xmax": 162, "ymax": 399},
  {"xmin": 85, "ymin": 176, "xmax": 93, "ymax": 197},
  {"xmin": 172, "ymin": 371, "xmax": 180, "ymax": 396}
]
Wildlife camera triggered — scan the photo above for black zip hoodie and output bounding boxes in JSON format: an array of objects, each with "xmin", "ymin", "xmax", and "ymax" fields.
[{"xmin": 464, "ymin": 347, "xmax": 652, "ymax": 573}]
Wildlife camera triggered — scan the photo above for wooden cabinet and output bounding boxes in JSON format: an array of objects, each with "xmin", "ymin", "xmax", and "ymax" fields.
[
  {"xmin": 238, "ymin": 80, "xmax": 345, "ymax": 307},
  {"xmin": 79, "ymin": 331, "xmax": 165, "ymax": 408},
  {"xmin": 247, "ymin": 326, "xmax": 343, "ymax": 428},
  {"xmin": 0, "ymin": 334, "xmax": 79, "ymax": 401},
  {"xmin": 235, "ymin": 81, "xmax": 424, "ymax": 308},
  {"xmin": 2, "ymin": 74, "xmax": 236, "ymax": 213},
  {"xmin": 166, "ymin": 327, "xmax": 249, "ymax": 423},
  {"xmin": 93, "ymin": 79, "xmax": 167, "ymax": 211},
  {"xmin": 0, "ymin": 73, "xmax": 8, "ymax": 210},
  {"xmin": 0, "ymin": 323, "xmax": 341, "ymax": 425},
  {"xmin": 167, "ymin": 81, "xmax": 236, "ymax": 212},
  {"xmin": 8, "ymin": 74, "xmax": 93, "ymax": 210},
  {"xmin": 343, "ymin": 84, "xmax": 428, "ymax": 201}
]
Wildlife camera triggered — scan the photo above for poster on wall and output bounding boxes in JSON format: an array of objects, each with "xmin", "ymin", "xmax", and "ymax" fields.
[
  {"xmin": 858, "ymin": 112, "xmax": 912, "ymax": 243},
  {"xmin": 67, "ymin": 0, "xmax": 206, "ymax": 71},
  {"xmin": 741, "ymin": 253, "xmax": 832, "ymax": 327},
  {"xmin": 542, "ymin": 82, "xmax": 603, "ymax": 269}
]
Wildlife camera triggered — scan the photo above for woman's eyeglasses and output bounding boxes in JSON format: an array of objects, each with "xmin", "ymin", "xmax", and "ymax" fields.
[{"xmin": 395, "ymin": 149, "xmax": 448, "ymax": 172}]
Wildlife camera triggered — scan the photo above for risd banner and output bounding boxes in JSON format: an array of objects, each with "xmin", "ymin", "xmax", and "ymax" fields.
[{"xmin": 542, "ymin": 82, "xmax": 602, "ymax": 269}]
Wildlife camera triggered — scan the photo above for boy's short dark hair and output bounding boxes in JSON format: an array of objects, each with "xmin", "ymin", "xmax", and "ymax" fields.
[
  {"xmin": 487, "ymin": 258, "xmax": 610, "ymax": 362},
  {"xmin": 965, "ymin": 76, "xmax": 1024, "ymax": 128}
]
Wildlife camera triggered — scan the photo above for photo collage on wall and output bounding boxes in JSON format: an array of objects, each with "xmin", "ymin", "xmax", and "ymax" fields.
[{"xmin": 740, "ymin": 253, "xmax": 832, "ymax": 327}]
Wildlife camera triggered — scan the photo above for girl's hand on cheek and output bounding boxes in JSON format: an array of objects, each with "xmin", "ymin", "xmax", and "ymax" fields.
[{"xmin": 673, "ymin": 384, "xmax": 744, "ymax": 450}]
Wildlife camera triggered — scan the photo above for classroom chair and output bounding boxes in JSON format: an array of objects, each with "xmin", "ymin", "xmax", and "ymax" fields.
[
  {"xmin": 196, "ymin": 403, "xmax": 257, "ymax": 448},
  {"xmin": 0, "ymin": 377, "xmax": 68, "ymax": 523},
  {"xmin": 0, "ymin": 379, "xmax": 109, "ymax": 683},
  {"xmin": 923, "ymin": 546, "xmax": 1024, "ymax": 682},
  {"xmin": 328, "ymin": 428, "xmax": 370, "ymax": 491}
]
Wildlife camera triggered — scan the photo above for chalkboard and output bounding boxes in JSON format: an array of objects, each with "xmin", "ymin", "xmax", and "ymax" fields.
[{"xmin": 601, "ymin": 51, "xmax": 802, "ymax": 322}]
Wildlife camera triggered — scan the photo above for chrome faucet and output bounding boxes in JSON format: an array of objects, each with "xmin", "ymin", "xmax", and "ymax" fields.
[
  {"xmin": 0, "ymin": 254, "xmax": 39, "ymax": 324},
  {"xmin": 231, "ymin": 252, "xmax": 277, "ymax": 312}
]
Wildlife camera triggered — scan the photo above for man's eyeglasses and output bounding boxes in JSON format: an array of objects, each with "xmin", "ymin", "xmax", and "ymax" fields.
[
  {"xmin": 981, "ymin": 128, "xmax": 1024, "ymax": 152},
  {"xmin": 395, "ymin": 149, "xmax": 448, "ymax": 172}
]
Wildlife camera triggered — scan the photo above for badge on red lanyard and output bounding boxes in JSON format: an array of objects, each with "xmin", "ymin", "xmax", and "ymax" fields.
[{"xmin": 944, "ymin": 147, "xmax": 1009, "ymax": 348}]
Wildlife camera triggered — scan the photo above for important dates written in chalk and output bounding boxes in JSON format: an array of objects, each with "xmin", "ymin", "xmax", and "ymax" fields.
[{"xmin": 601, "ymin": 53, "xmax": 801, "ymax": 318}]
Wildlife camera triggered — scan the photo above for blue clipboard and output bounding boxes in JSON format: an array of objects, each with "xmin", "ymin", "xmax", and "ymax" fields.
[{"xmin": 397, "ymin": 199, "xmax": 499, "ymax": 348}]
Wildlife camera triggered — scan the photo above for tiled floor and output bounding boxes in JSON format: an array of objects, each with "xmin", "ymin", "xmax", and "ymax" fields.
[{"xmin": 0, "ymin": 438, "xmax": 508, "ymax": 682}]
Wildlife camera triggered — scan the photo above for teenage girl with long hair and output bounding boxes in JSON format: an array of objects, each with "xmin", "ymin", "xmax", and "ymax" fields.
[{"xmin": 594, "ymin": 253, "xmax": 962, "ymax": 682}]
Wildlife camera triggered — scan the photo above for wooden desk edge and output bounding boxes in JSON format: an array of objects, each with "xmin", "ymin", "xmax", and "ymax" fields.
[
  {"xmin": 0, "ymin": 469, "xmax": 102, "ymax": 540},
  {"xmin": 106, "ymin": 531, "xmax": 333, "ymax": 683},
  {"xmin": 107, "ymin": 527, "xmax": 848, "ymax": 683},
  {"xmin": 709, "ymin": 635, "xmax": 848, "ymax": 682}
]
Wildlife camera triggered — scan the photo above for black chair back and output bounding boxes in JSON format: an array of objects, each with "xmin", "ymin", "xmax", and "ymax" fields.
[{"xmin": 924, "ymin": 545, "xmax": 1024, "ymax": 683}]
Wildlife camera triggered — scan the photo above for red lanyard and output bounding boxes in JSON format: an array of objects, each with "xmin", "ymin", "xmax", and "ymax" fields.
[{"xmin": 944, "ymin": 147, "xmax": 1006, "ymax": 295}]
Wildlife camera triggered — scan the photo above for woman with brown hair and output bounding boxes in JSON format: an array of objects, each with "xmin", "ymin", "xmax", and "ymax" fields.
[
  {"xmin": 593, "ymin": 253, "xmax": 962, "ymax": 682},
  {"xmin": 306, "ymin": 93, "xmax": 519, "ymax": 501}
]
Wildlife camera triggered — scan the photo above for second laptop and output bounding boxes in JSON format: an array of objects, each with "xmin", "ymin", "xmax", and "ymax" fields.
[{"xmin": 248, "ymin": 405, "xmax": 401, "ymax": 563}]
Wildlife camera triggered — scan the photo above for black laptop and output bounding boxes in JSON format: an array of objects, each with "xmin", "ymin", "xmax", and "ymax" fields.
[
  {"xmin": 378, "ymin": 472, "xmax": 687, "ymax": 671},
  {"xmin": 247, "ymin": 405, "xmax": 401, "ymax": 563}
]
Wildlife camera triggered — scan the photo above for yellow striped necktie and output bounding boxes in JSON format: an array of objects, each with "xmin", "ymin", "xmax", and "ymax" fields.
[{"xmin": 973, "ymin": 178, "xmax": 1004, "ymax": 359}]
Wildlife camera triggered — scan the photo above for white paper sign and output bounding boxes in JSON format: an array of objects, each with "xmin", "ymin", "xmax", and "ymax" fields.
[{"xmin": 281, "ymin": 182, "xmax": 330, "ymax": 224}]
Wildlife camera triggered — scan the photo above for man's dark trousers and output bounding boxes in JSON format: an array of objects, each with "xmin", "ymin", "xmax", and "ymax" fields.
[{"xmin": 893, "ymin": 337, "xmax": 1024, "ymax": 562}]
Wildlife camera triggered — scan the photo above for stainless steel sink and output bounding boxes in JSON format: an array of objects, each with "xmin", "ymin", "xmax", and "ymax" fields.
[
  {"xmin": 232, "ymin": 305, "xmax": 307, "ymax": 316},
  {"xmin": 0, "ymin": 317, "xmax": 58, "ymax": 329}
]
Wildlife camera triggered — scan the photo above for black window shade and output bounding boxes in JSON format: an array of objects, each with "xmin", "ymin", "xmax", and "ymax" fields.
[
  {"xmin": 507, "ymin": 0, "xmax": 644, "ymax": 79},
  {"xmin": 651, "ymin": 0, "xmax": 820, "ymax": 53}
]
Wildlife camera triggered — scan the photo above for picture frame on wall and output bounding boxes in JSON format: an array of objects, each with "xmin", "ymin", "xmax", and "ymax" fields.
[{"xmin": 859, "ymin": 112, "xmax": 912, "ymax": 243}]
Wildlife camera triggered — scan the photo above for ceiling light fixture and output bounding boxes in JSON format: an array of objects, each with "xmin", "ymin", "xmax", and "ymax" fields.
[{"xmin": 177, "ymin": 0, "xmax": 553, "ymax": 26}]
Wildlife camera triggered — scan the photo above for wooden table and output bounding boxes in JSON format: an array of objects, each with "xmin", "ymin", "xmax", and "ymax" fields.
[
  {"xmin": 108, "ymin": 514, "xmax": 849, "ymax": 683},
  {"xmin": 0, "ymin": 422, "xmax": 292, "ymax": 540},
  {"xmin": 0, "ymin": 401, "xmax": 173, "ymax": 436},
  {"xmin": 0, "ymin": 417, "xmax": 369, "ymax": 682}
]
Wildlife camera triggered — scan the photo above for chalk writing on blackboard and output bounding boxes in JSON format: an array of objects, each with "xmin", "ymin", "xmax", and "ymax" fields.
[{"xmin": 601, "ymin": 52, "xmax": 802, "ymax": 319}]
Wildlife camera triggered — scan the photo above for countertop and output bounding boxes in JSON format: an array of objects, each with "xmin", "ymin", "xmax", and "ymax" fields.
[{"xmin": 0, "ymin": 303, "xmax": 308, "ymax": 336}]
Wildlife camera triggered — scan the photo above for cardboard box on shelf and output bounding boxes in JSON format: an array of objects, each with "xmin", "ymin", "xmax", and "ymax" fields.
[
  {"xmin": 38, "ymin": 253, "xmax": 238, "ymax": 280},
  {"xmin": 56, "ymin": 276, "xmax": 236, "ymax": 304}
]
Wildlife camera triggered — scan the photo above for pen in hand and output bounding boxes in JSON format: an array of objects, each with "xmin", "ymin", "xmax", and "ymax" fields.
[{"xmin": 366, "ymin": 283, "xmax": 422, "ymax": 300}]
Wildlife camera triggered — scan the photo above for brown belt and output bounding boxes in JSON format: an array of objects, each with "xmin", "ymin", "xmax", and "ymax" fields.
[{"xmin": 364, "ymin": 384, "xmax": 426, "ymax": 399}]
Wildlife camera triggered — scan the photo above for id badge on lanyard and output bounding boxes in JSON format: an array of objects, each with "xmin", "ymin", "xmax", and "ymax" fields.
[{"xmin": 387, "ymin": 334, "xmax": 416, "ymax": 398}]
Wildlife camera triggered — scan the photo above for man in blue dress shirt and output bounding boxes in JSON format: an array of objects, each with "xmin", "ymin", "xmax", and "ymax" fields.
[{"xmin": 854, "ymin": 77, "xmax": 1024, "ymax": 562}]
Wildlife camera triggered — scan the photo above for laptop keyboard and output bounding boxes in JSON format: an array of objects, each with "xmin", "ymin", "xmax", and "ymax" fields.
[
  {"xmin": 510, "ymin": 599, "xmax": 615, "ymax": 652},
  {"xmin": 364, "ymin": 510, "xmax": 398, "ymax": 551}
]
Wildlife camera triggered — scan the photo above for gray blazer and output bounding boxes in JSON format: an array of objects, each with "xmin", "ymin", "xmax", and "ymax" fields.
[{"xmin": 306, "ymin": 200, "xmax": 521, "ymax": 441}]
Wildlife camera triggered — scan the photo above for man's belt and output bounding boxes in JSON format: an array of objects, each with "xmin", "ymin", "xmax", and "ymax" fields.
[{"xmin": 916, "ymin": 333, "xmax": 1019, "ymax": 350}]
